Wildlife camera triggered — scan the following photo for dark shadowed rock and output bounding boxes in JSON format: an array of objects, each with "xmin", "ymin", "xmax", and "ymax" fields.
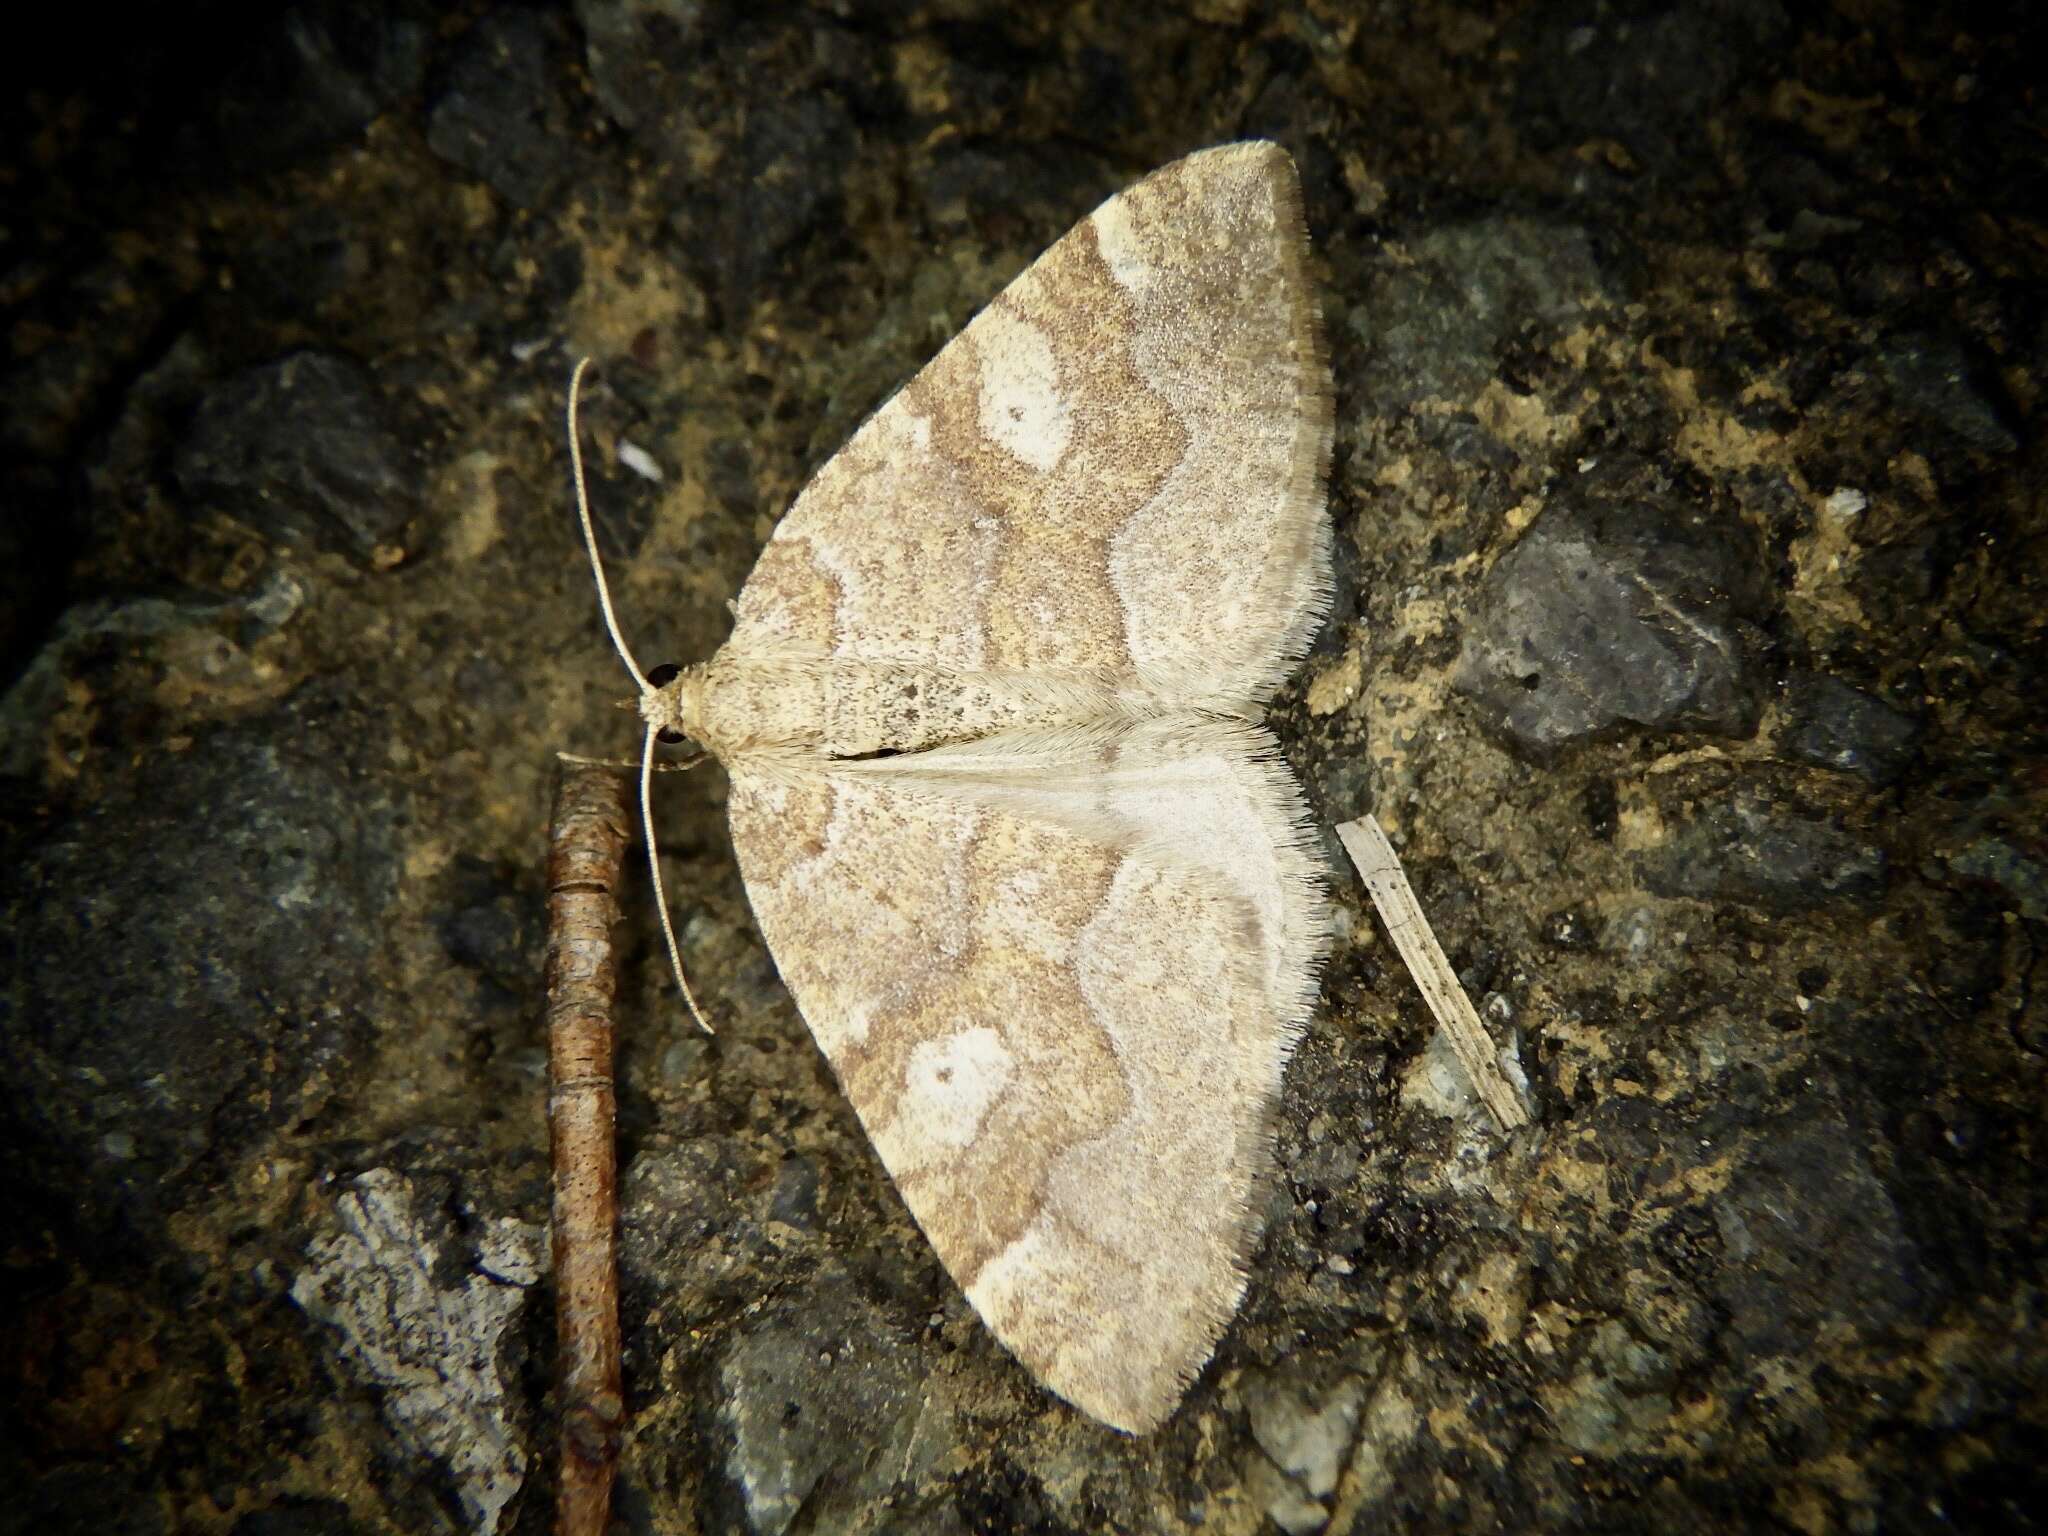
[
  {"xmin": 1780, "ymin": 670, "xmax": 1920, "ymax": 784},
  {"xmin": 426, "ymin": 10, "xmax": 586, "ymax": 211},
  {"xmin": 195, "ymin": 0, "xmax": 429, "ymax": 176},
  {"xmin": 228, "ymin": 1500, "xmax": 374, "ymax": 1536},
  {"xmin": 922, "ymin": 141, "xmax": 1118, "ymax": 240},
  {"xmin": 0, "ymin": 570, "xmax": 305, "ymax": 783},
  {"xmin": 619, "ymin": 1139, "xmax": 752, "ymax": 1321},
  {"xmin": 1508, "ymin": 1, "xmax": 1792, "ymax": 175},
  {"xmin": 0, "ymin": 701, "xmax": 398, "ymax": 1250},
  {"xmin": 1456, "ymin": 475, "xmax": 1768, "ymax": 752},
  {"xmin": 434, "ymin": 854, "xmax": 543, "ymax": 998},
  {"xmin": 0, "ymin": 1464, "xmax": 166, "ymax": 1536},
  {"xmin": 1639, "ymin": 780, "xmax": 1886, "ymax": 912},
  {"xmin": 767, "ymin": 1153, "xmax": 823, "ymax": 1231},
  {"xmin": 173, "ymin": 353, "xmax": 414, "ymax": 559},
  {"xmin": 573, "ymin": 0, "xmax": 868, "ymax": 305},
  {"xmin": 574, "ymin": 0, "xmax": 718, "ymax": 135},
  {"xmin": 1711, "ymin": 1114, "xmax": 1924, "ymax": 1353},
  {"xmin": 1942, "ymin": 834, "xmax": 2048, "ymax": 923},
  {"xmin": 1874, "ymin": 329, "xmax": 2020, "ymax": 456},
  {"xmin": 716, "ymin": 1273, "xmax": 921, "ymax": 1536},
  {"xmin": 703, "ymin": 92, "xmax": 862, "ymax": 305},
  {"xmin": 1357, "ymin": 215, "xmax": 1612, "ymax": 411},
  {"xmin": 0, "ymin": 469, "xmax": 80, "ymax": 690},
  {"xmin": 1, "ymin": 594, "xmax": 205, "ymax": 781}
]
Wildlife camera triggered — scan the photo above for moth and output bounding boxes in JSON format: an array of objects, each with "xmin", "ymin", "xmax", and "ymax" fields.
[{"xmin": 575, "ymin": 141, "xmax": 1334, "ymax": 1434}]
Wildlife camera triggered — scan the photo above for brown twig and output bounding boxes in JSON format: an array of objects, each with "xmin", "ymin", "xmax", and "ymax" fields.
[{"xmin": 545, "ymin": 760, "xmax": 631, "ymax": 1536}]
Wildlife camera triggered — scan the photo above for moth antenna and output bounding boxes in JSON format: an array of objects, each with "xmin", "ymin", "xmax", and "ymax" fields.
[
  {"xmin": 567, "ymin": 357, "xmax": 651, "ymax": 693},
  {"xmin": 567, "ymin": 357, "xmax": 713, "ymax": 1036},
  {"xmin": 640, "ymin": 725, "xmax": 714, "ymax": 1036}
]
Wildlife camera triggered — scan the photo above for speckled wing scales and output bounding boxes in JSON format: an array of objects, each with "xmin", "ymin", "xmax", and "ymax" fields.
[
  {"xmin": 694, "ymin": 142, "xmax": 1336, "ymax": 1434},
  {"xmin": 723, "ymin": 141, "xmax": 1333, "ymax": 707},
  {"xmin": 725, "ymin": 718, "xmax": 1328, "ymax": 1433}
]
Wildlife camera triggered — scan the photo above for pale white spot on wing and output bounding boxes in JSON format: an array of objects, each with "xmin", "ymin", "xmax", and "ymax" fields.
[
  {"xmin": 975, "ymin": 306, "xmax": 1070, "ymax": 473},
  {"xmin": 811, "ymin": 997, "xmax": 872, "ymax": 1054},
  {"xmin": 1087, "ymin": 196, "xmax": 1153, "ymax": 294},
  {"xmin": 966, "ymin": 1214, "xmax": 1057, "ymax": 1324},
  {"xmin": 902, "ymin": 1025, "xmax": 1014, "ymax": 1148}
]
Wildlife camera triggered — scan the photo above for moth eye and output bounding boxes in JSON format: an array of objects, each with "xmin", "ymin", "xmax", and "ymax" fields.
[
  {"xmin": 656, "ymin": 727, "xmax": 686, "ymax": 745},
  {"xmin": 646, "ymin": 662, "xmax": 682, "ymax": 688}
]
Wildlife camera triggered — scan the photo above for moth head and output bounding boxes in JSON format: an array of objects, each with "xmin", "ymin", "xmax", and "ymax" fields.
[{"xmin": 638, "ymin": 660, "xmax": 704, "ymax": 749}]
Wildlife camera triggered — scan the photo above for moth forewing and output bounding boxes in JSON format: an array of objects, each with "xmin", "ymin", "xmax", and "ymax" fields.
[{"xmin": 582, "ymin": 142, "xmax": 1334, "ymax": 1433}]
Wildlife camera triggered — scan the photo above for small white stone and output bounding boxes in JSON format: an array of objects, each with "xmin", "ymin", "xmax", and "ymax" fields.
[{"xmin": 618, "ymin": 440, "xmax": 664, "ymax": 482}]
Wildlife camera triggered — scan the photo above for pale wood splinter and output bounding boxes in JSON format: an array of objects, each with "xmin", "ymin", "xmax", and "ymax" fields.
[{"xmin": 1336, "ymin": 815, "xmax": 1531, "ymax": 1132}]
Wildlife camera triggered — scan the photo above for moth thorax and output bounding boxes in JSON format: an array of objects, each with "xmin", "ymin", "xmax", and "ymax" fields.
[{"xmin": 640, "ymin": 664, "xmax": 706, "ymax": 746}]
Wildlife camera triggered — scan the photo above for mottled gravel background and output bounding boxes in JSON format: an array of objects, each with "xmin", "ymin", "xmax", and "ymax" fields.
[{"xmin": 3, "ymin": 2, "xmax": 2043, "ymax": 1533}]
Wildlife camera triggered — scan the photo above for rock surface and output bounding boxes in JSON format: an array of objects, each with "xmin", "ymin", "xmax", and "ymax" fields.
[
  {"xmin": 1454, "ymin": 465, "xmax": 1768, "ymax": 752},
  {"xmin": 4, "ymin": 3, "xmax": 2043, "ymax": 1533},
  {"xmin": 291, "ymin": 1169, "xmax": 543, "ymax": 1534},
  {"xmin": 172, "ymin": 352, "xmax": 417, "ymax": 559}
]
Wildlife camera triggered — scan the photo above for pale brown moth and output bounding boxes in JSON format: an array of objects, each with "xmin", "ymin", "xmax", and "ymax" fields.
[{"xmin": 574, "ymin": 142, "xmax": 1334, "ymax": 1433}]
